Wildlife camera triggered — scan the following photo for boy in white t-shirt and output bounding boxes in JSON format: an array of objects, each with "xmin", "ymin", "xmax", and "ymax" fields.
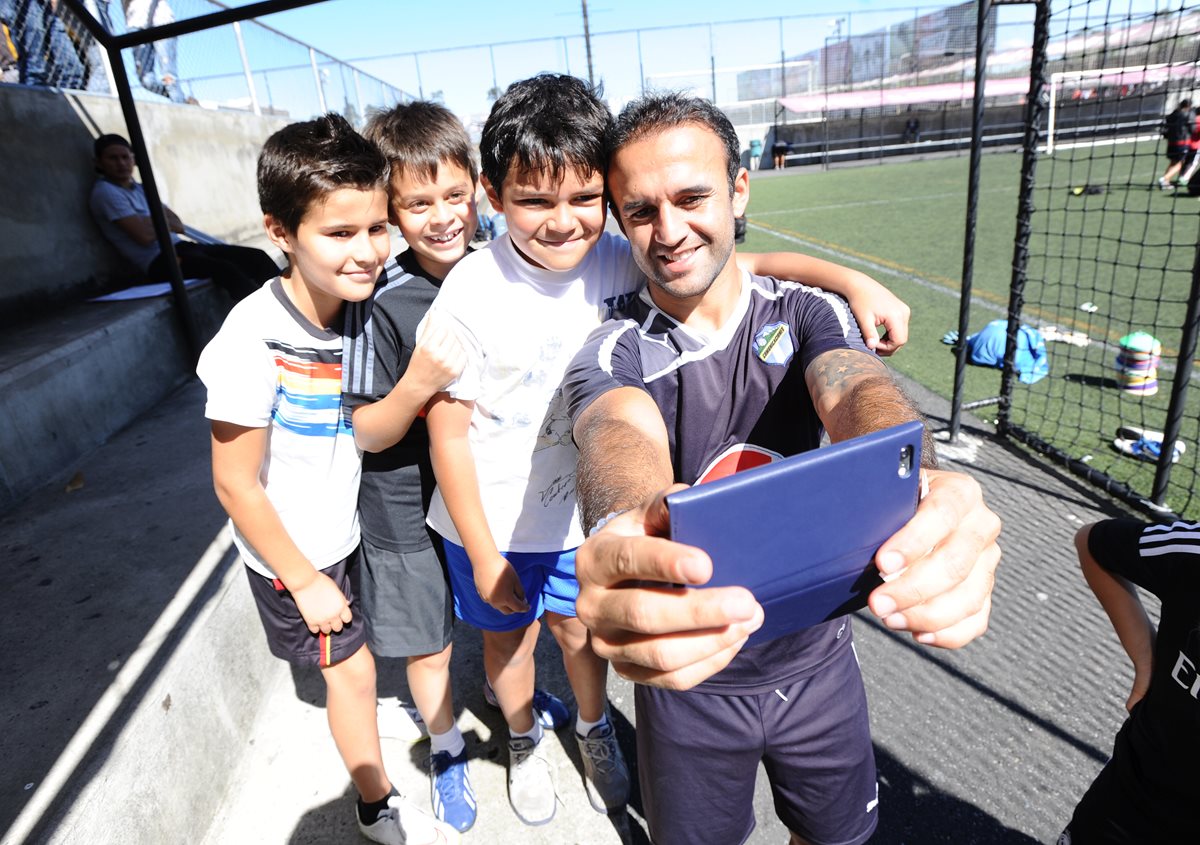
[
  {"xmin": 197, "ymin": 114, "xmax": 457, "ymax": 845},
  {"xmin": 424, "ymin": 73, "xmax": 911, "ymax": 827}
]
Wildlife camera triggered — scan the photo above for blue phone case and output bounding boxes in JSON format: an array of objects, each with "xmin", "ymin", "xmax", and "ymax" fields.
[{"xmin": 666, "ymin": 420, "xmax": 923, "ymax": 645}]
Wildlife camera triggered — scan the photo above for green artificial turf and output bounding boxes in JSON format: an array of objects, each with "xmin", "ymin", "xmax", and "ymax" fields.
[{"xmin": 743, "ymin": 144, "xmax": 1200, "ymax": 516}]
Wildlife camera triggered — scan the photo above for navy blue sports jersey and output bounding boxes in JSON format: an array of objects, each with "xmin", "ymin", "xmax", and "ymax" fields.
[{"xmin": 564, "ymin": 271, "xmax": 873, "ymax": 693}]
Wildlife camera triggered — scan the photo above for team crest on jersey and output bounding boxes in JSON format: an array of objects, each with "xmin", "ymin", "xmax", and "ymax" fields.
[{"xmin": 753, "ymin": 321, "xmax": 794, "ymax": 366}]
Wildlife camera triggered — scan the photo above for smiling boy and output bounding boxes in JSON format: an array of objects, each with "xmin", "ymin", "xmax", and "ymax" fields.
[
  {"xmin": 424, "ymin": 75, "xmax": 632, "ymax": 826},
  {"xmin": 342, "ymin": 101, "xmax": 574, "ymax": 832},
  {"xmin": 197, "ymin": 113, "xmax": 456, "ymax": 845}
]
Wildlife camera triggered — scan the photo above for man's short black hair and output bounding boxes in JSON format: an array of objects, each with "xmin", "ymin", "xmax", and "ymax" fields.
[
  {"xmin": 608, "ymin": 93, "xmax": 741, "ymax": 193},
  {"xmin": 94, "ymin": 133, "xmax": 131, "ymax": 158},
  {"xmin": 480, "ymin": 73, "xmax": 611, "ymax": 198},
  {"xmin": 364, "ymin": 100, "xmax": 478, "ymax": 186},
  {"xmin": 257, "ymin": 113, "xmax": 388, "ymax": 233},
  {"xmin": 1181, "ymin": 99, "xmax": 1193, "ymax": 110}
]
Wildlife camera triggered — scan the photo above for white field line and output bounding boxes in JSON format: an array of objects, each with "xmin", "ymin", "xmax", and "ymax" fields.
[
  {"xmin": 748, "ymin": 222, "xmax": 1199, "ymax": 382},
  {"xmin": 745, "ymin": 221, "xmax": 1009, "ymax": 317},
  {"xmin": 1, "ymin": 526, "xmax": 236, "ymax": 845},
  {"xmin": 1045, "ymin": 132, "xmax": 1161, "ymax": 153},
  {"xmin": 751, "ymin": 186, "xmax": 1016, "ymax": 217}
]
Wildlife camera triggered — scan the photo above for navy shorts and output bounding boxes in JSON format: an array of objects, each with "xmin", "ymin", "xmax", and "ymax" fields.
[
  {"xmin": 441, "ymin": 538, "xmax": 579, "ymax": 632},
  {"xmin": 359, "ymin": 536, "xmax": 453, "ymax": 658},
  {"xmin": 635, "ymin": 641, "xmax": 877, "ymax": 845},
  {"xmin": 244, "ymin": 550, "xmax": 366, "ymax": 668}
]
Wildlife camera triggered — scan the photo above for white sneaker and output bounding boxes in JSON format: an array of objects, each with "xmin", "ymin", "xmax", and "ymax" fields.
[
  {"xmin": 377, "ymin": 698, "xmax": 429, "ymax": 742},
  {"xmin": 507, "ymin": 736, "xmax": 557, "ymax": 825},
  {"xmin": 358, "ymin": 794, "xmax": 460, "ymax": 844}
]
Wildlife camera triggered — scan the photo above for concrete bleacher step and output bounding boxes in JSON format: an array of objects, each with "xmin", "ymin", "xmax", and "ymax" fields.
[{"xmin": 0, "ymin": 285, "xmax": 230, "ymax": 514}]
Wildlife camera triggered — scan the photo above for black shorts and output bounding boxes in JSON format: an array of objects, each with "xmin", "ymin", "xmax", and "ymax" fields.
[
  {"xmin": 635, "ymin": 640, "xmax": 877, "ymax": 845},
  {"xmin": 1167, "ymin": 144, "xmax": 1189, "ymax": 163},
  {"xmin": 1059, "ymin": 732, "xmax": 1184, "ymax": 844},
  {"xmin": 359, "ymin": 536, "xmax": 453, "ymax": 658},
  {"xmin": 244, "ymin": 550, "xmax": 366, "ymax": 668}
]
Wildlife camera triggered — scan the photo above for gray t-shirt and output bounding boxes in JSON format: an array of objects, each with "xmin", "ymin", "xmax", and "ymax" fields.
[{"xmin": 89, "ymin": 177, "xmax": 181, "ymax": 271}]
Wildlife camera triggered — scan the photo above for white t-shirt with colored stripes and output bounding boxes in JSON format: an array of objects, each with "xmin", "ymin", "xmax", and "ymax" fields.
[{"xmin": 197, "ymin": 278, "xmax": 361, "ymax": 578}]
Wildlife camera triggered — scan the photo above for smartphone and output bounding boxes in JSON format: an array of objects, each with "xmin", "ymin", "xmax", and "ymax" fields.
[{"xmin": 666, "ymin": 420, "xmax": 923, "ymax": 645}]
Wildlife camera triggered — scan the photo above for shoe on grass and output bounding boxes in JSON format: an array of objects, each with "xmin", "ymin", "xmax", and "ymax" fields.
[
  {"xmin": 429, "ymin": 748, "xmax": 477, "ymax": 832},
  {"xmin": 1116, "ymin": 425, "xmax": 1185, "ymax": 453},
  {"xmin": 358, "ymin": 794, "xmax": 459, "ymax": 845},
  {"xmin": 1113, "ymin": 436, "xmax": 1183, "ymax": 464},
  {"xmin": 482, "ymin": 677, "xmax": 570, "ymax": 731},
  {"xmin": 576, "ymin": 722, "xmax": 631, "ymax": 813},
  {"xmin": 507, "ymin": 735, "xmax": 557, "ymax": 825}
]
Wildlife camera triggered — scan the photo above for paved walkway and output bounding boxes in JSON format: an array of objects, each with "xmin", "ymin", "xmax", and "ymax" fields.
[{"xmin": 2, "ymin": 373, "xmax": 1141, "ymax": 844}]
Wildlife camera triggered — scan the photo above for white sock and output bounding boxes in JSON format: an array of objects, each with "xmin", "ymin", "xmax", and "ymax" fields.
[
  {"xmin": 429, "ymin": 724, "xmax": 465, "ymax": 757},
  {"xmin": 576, "ymin": 712, "xmax": 608, "ymax": 737},
  {"xmin": 511, "ymin": 718, "xmax": 544, "ymax": 745}
]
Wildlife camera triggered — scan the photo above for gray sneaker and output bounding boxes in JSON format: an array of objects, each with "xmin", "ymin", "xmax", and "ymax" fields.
[
  {"xmin": 576, "ymin": 722, "xmax": 630, "ymax": 813},
  {"xmin": 507, "ymin": 736, "xmax": 557, "ymax": 825}
]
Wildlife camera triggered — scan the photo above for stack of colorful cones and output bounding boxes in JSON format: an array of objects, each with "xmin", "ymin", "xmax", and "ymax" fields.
[{"xmin": 1115, "ymin": 331, "xmax": 1162, "ymax": 396}]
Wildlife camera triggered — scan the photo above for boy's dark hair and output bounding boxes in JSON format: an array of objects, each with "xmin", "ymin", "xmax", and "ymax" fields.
[
  {"xmin": 480, "ymin": 73, "xmax": 611, "ymax": 198},
  {"xmin": 94, "ymin": 133, "xmax": 131, "ymax": 158},
  {"xmin": 608, "ymin": 93, "xmax": 741, "ymax": 193},
  {"xmin": 257, "ymin": 113, "xmax": 388, "ymax": 233},
  {"xmin": 364, "ymin": 100, "xmax": 478, "ymax": 185}
]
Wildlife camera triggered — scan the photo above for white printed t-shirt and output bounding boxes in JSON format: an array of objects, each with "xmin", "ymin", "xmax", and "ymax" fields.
[
  {"xmin": 197, "ymin": 279, "xmax": 361, "ymax": 579},
  {"xmin": 425, "ymin": 231, "xmax": 643, "ymax": 553}
]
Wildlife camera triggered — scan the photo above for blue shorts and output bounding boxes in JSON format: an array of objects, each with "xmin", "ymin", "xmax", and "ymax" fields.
[{"xmin": 441, "ymin": 538, "xmax": 579, "ymax": 632}]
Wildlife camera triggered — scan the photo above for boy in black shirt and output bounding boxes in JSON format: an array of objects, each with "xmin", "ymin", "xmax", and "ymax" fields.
[{"xmin": 1058, "ymin": 519, "xmax": 1200, "ymax": 844}]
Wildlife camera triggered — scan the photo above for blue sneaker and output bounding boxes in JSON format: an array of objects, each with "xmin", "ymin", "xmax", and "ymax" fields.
[
  {"xmin": 482, "ymin": 677, "xmax": 570, "ymax": 731},
  {"xmin": 429, "ymin": 749, "xmax": 476, "ymax": 832}
]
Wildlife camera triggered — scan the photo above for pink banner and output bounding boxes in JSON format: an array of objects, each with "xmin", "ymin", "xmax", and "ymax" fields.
[
  {"xmin": 778, "ymin": 63, "xmax": 1199, "ymax": 115},
  {"xmin": 778, "ymin": 77, "xmax": 1030, "ymax": 114}
]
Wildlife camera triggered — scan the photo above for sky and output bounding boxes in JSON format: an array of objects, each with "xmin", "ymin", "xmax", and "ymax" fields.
[{"xmin": 255, "ymin": 0, "xmax": 996, "ymax": 121}]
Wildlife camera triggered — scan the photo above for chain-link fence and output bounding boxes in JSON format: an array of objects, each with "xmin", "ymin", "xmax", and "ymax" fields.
[
  {"xmin": 340, "ymin": 3, "xmax": 1040, "ymax": 164},
  {"xmin": 1, "ymin": 0, "xmax": 411, "ymax": 125}
]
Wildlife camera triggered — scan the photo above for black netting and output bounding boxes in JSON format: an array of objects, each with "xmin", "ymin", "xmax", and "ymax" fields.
[{"xmin": 1002, "ymin": 0, "xmax": 1200, "ymax": 517}]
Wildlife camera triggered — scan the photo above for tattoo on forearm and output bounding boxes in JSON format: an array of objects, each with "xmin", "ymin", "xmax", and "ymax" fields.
[
  {"xmin": 808, "ymin": 349, "xmax": 889, "ymax": 395},
  {"xmin": 810, "ymin": 350, "xmax": 939, "ymax": 470}
]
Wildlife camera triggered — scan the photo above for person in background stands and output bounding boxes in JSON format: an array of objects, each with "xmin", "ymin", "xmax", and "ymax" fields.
[
  {"xmin": 1159, "ymin": 99, "xmax": 1193, "ymax": 190},
  {"xmin": 0, "ymin": 0, "xmax": 85, "ymax": 88},
  {"xmin": 772, "ymin": 134, "xmax": 788, "ymax": 169},
  {"xmin": 89, "ymin": 133, "xmax": 279, "ymax": 302},
  {"xmin": 121, "ymin": 0, "xmax": 184, "ymax": 102}
]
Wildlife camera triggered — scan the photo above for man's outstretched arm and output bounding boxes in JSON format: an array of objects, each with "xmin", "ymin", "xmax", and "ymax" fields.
[
  {"xmin": 804, "ymin": 347, "xmax": 1000, "ymax": 646},
  {"xmin": 573, "ymin": 387, "xmax": 764, "ymax": 689}
]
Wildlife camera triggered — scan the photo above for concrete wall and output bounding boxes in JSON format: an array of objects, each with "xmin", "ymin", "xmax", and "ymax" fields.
[
  {"xmin": 0, "ymin": 85, "xmax": 287, "ymax": 323},
  {"xmin": 0, "ymin": 286, "xmax": 230, "ymax": 514}
]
